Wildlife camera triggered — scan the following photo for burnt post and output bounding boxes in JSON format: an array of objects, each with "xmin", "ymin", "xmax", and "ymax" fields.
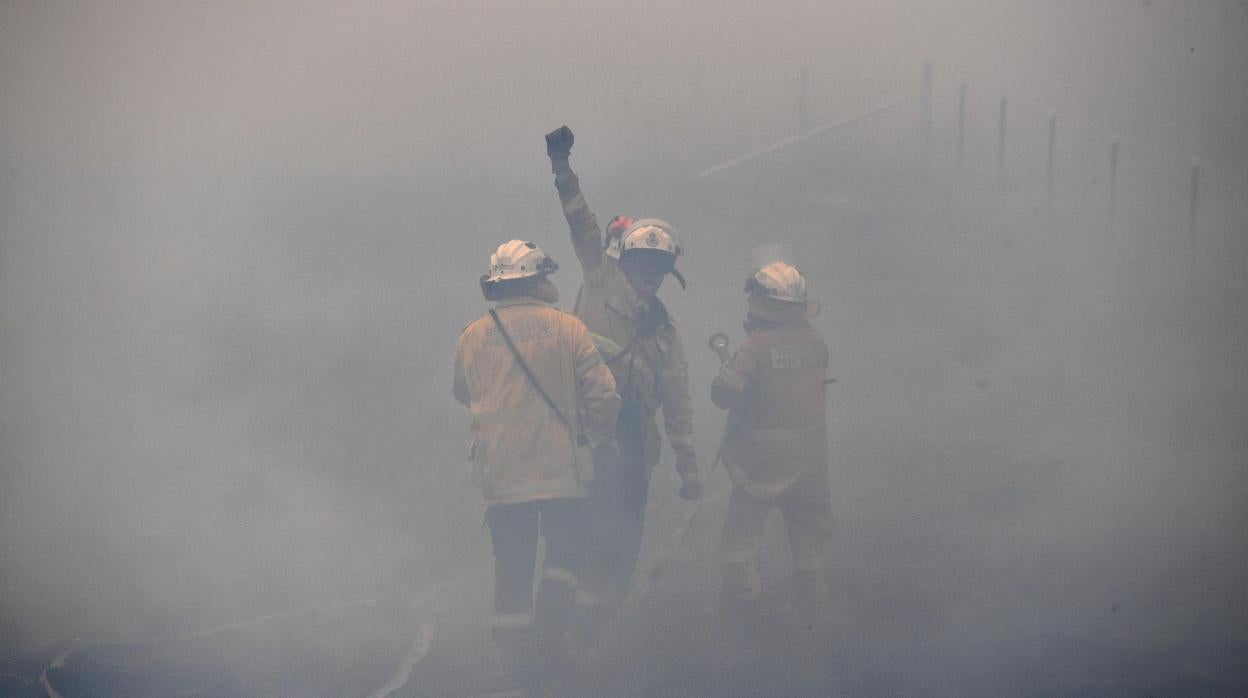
[
  {"xmin": 1189, "ymin": 161, "xmax": 1200, "ymax": 257},
  {"xmin": 957, "ymin": 81, "xmax": 967, "ymax": 171},
  {"xmin": 1046, "ymin": 113, "xmax": 1057, "ymax": 207},
  {"xmin": 691, "ymin": 60, "xmax": 703, "ymax": 128},
  {"xmin": 690, "ymin": 59, "xmax": 704, "ymax": 160},
  {"xmin": 997, "ymin": 97, "xmax": 1008, "ymax": 184},
  {"xmin": 1108, "ymin": 140, "xmax": 1119, "ymax": 230},
  {"xmin": 798, "ymin": 64, "xmax": 809, "ymax": 136},
  {"xmin": 919, "ymin": 61, "xmax": 933, "ymax": 163}
]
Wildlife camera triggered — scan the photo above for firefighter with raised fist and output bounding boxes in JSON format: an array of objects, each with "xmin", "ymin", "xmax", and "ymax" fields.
[{"xmin": 544, "ymin": 125, "xmax": 702, "ymax": 624}]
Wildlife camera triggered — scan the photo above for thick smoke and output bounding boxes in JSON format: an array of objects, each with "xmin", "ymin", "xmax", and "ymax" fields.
[{"xmin": 1, "ymin": 1, "xmax": 1245, "ymax": 695}]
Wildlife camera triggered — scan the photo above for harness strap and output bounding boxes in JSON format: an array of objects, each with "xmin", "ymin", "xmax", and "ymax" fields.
[{"xmin": 487, "ymin": 309, "xmax": 587, "ymax": 447}]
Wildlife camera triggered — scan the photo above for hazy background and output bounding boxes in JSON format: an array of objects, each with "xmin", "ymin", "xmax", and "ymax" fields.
[{"xmin": 1, "ymin": 1, "xmax": 1245, "ymax": 694}]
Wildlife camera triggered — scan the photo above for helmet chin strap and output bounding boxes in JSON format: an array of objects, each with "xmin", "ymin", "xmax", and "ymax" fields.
[{"xmin": 671, "ymin": 268, "xmax": 687, "ymax": 290}]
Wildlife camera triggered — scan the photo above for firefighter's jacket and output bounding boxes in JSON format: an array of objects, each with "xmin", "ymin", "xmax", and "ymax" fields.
[
  {"xmin": 711, "ymin": 320, "xmax": 829, "ymax": 499},
  {"xmin": 454, "ymin": 297, "xmax": 621, "ymax": 505},
  {"xmin": 553, "ymin": 164, "xmax": 697, "ymax": 478}
]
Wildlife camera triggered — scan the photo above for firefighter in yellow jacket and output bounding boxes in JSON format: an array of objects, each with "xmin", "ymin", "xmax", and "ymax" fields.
[
  {"xmin": 544, "ymin": 126, "xmax": 702, "ymax": 613},
  {"xmin": 453, "ymin": 240, "xmax": 620, "ymax": 680},
  {"xmin": 710, "ymin": 262, "xmax": 832, "ymax": 622}
]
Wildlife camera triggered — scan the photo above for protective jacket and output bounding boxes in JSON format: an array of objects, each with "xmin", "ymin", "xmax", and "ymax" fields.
[
  {"xmin": 454, "ymin": 297, "xmax": 620, "ymax": 505},
  {"xmin": 711, "ymin": 319, "xmax": 829, "ymax": 499},
  {"xmin": 553, "ymin": 164, "xmax": 697, "ymax": 478}
]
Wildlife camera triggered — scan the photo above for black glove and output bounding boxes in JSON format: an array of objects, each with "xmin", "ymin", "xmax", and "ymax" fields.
[
  {"xmin": 678, "ymin": 472, "xmax": 704, "ymax": 501},
  {"xmin": 545, "ymin": 125, "xmax": 574, "ymax": 159}
]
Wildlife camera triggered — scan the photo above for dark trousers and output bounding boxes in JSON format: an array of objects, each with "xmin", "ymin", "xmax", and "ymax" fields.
[
  {"xmin": 583, "ymin": 400, "xmax": 649, "ymax": 597},
  {"xmin": 486, "ymin": 497, "xmax": 589, "ymax": 674}
]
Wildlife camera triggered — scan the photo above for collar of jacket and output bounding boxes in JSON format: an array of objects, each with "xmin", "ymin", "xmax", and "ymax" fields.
[
  {"xmin": 605, "ymin": 266, "xmax": 649, "ymax": 321},
  {"xmin": 494, "ymin": 297, "xmax": 553, "ymax": 309}
]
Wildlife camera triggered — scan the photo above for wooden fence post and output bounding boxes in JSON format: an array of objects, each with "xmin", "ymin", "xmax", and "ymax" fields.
[
  {"xmin": 1108, "ymin": 140, "xmax": 1119, "ymax": 230},
  {"xmin": 1046, "ymin": 113, "xmax": 1057, "ymax": 207},
  {"xmin": 798, "ymin": 64, "xmax": 809, "ymax": 136},
  {"xmin": 919, "ymin": 61, "xmax": 933, "ymax": 162},
  {"xmin": 1189, "ymin": 161, "xmax": 1199, "ymax": 257},
  {"xmin": 957, "ymin": 81, "xmax": 967, "ymax": 171},
  {"xmin": 997, "ymin": 97, "xmax": 1008, "ymax": 183}
]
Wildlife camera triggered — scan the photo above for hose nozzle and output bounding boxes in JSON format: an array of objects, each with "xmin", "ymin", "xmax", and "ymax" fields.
[{"xmin": 708, "ymin": 332, "xmax": 731, "ymax": 364}]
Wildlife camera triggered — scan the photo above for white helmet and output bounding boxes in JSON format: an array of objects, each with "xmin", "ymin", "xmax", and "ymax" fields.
[
  {"xmin": 620, "ymin": 219, "xmax": 682, "ymax": 257},
  {"xmin": 619, "ymin": 218, "xmax": 686, "ymax": 289},
  {"xmin": 481, "ymin": 239, "xmax": 558, "ymax": 285},
  {"xmin": 746, "ymin": 261, "xmax": 807, "ymax": 303}
]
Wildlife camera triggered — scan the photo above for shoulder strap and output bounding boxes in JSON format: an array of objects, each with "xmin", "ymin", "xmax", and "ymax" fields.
[
  {"xmin": 604, "ymin": 297, "xmax": 669, "ymax": 365},
  {"xmin": 488, "ymin": 309, "xmax": 585, "ymax": 444},
  {"xmin": 604, "ymin": 334, "xmax": 637, "ymax": 365}
]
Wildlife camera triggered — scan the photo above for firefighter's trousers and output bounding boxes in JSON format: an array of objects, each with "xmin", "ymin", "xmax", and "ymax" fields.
[
  {"xmin": 582, "ymin": 399, "xmax": 649, "ymax": 603},
  {"xmin": 486, "ymin": 497, "xmax": 589, "ymax": 674},
  {"xmin": 720, "ymin": 465, "xmax": 832, "ymax": 615}
]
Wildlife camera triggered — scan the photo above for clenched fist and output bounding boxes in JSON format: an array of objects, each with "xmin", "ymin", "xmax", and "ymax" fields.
[{"xmin": 545, "ymin": 125, "xmax": 574, "ymax": 159}]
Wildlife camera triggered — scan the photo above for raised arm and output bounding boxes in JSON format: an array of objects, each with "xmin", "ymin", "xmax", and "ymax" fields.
[{"xmin": 545, "ymin": 125, "xmax": 604, "ymax": 272}]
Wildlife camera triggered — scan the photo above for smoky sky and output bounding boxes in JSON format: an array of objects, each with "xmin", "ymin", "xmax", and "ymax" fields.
[{"xmin": 1, "ymin": 1, "xmax": 1245, "ymax": 693}]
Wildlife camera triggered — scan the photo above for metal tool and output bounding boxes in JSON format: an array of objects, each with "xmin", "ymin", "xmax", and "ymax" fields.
[{"xmin": 708, "ymin": 332, "xmax": 731, "ymax": 364}]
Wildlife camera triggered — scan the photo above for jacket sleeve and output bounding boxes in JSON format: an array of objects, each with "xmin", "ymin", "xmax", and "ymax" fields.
[
  {"xmin": 711, "ymin": 343, "xmax": 756, "ymax": 410},
  {"xmin": 452, "ymin": 334, "xmax": 471, "ymax": 407},
  {"xmin": 660, "ymin": 329, "xmax": 698, "ymax": 477},
  {"xmin": 552, "ymin": 159, "xmax": 605, "ymax": 273},
  {"xmin": 572, "ymin": 320, "xmax": 620, "ymax": 447}
]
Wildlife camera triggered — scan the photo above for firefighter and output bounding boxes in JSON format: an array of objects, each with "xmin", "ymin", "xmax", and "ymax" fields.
[
  {"xmin": 710, "ymin": 261, "xmax": 832, "ymax": 624},
  {"xmin": 453, "ymin": 239, "xmax": 621, "ymax": 682},
  {"xmin": 544, "ymin": 126, "xmax": 702, "ymax": 618}
]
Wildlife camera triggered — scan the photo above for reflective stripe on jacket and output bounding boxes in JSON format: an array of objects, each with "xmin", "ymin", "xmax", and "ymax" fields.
[{"xmin": 454, "ymin": 298, "xmax": 620, "ymax": 505}]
